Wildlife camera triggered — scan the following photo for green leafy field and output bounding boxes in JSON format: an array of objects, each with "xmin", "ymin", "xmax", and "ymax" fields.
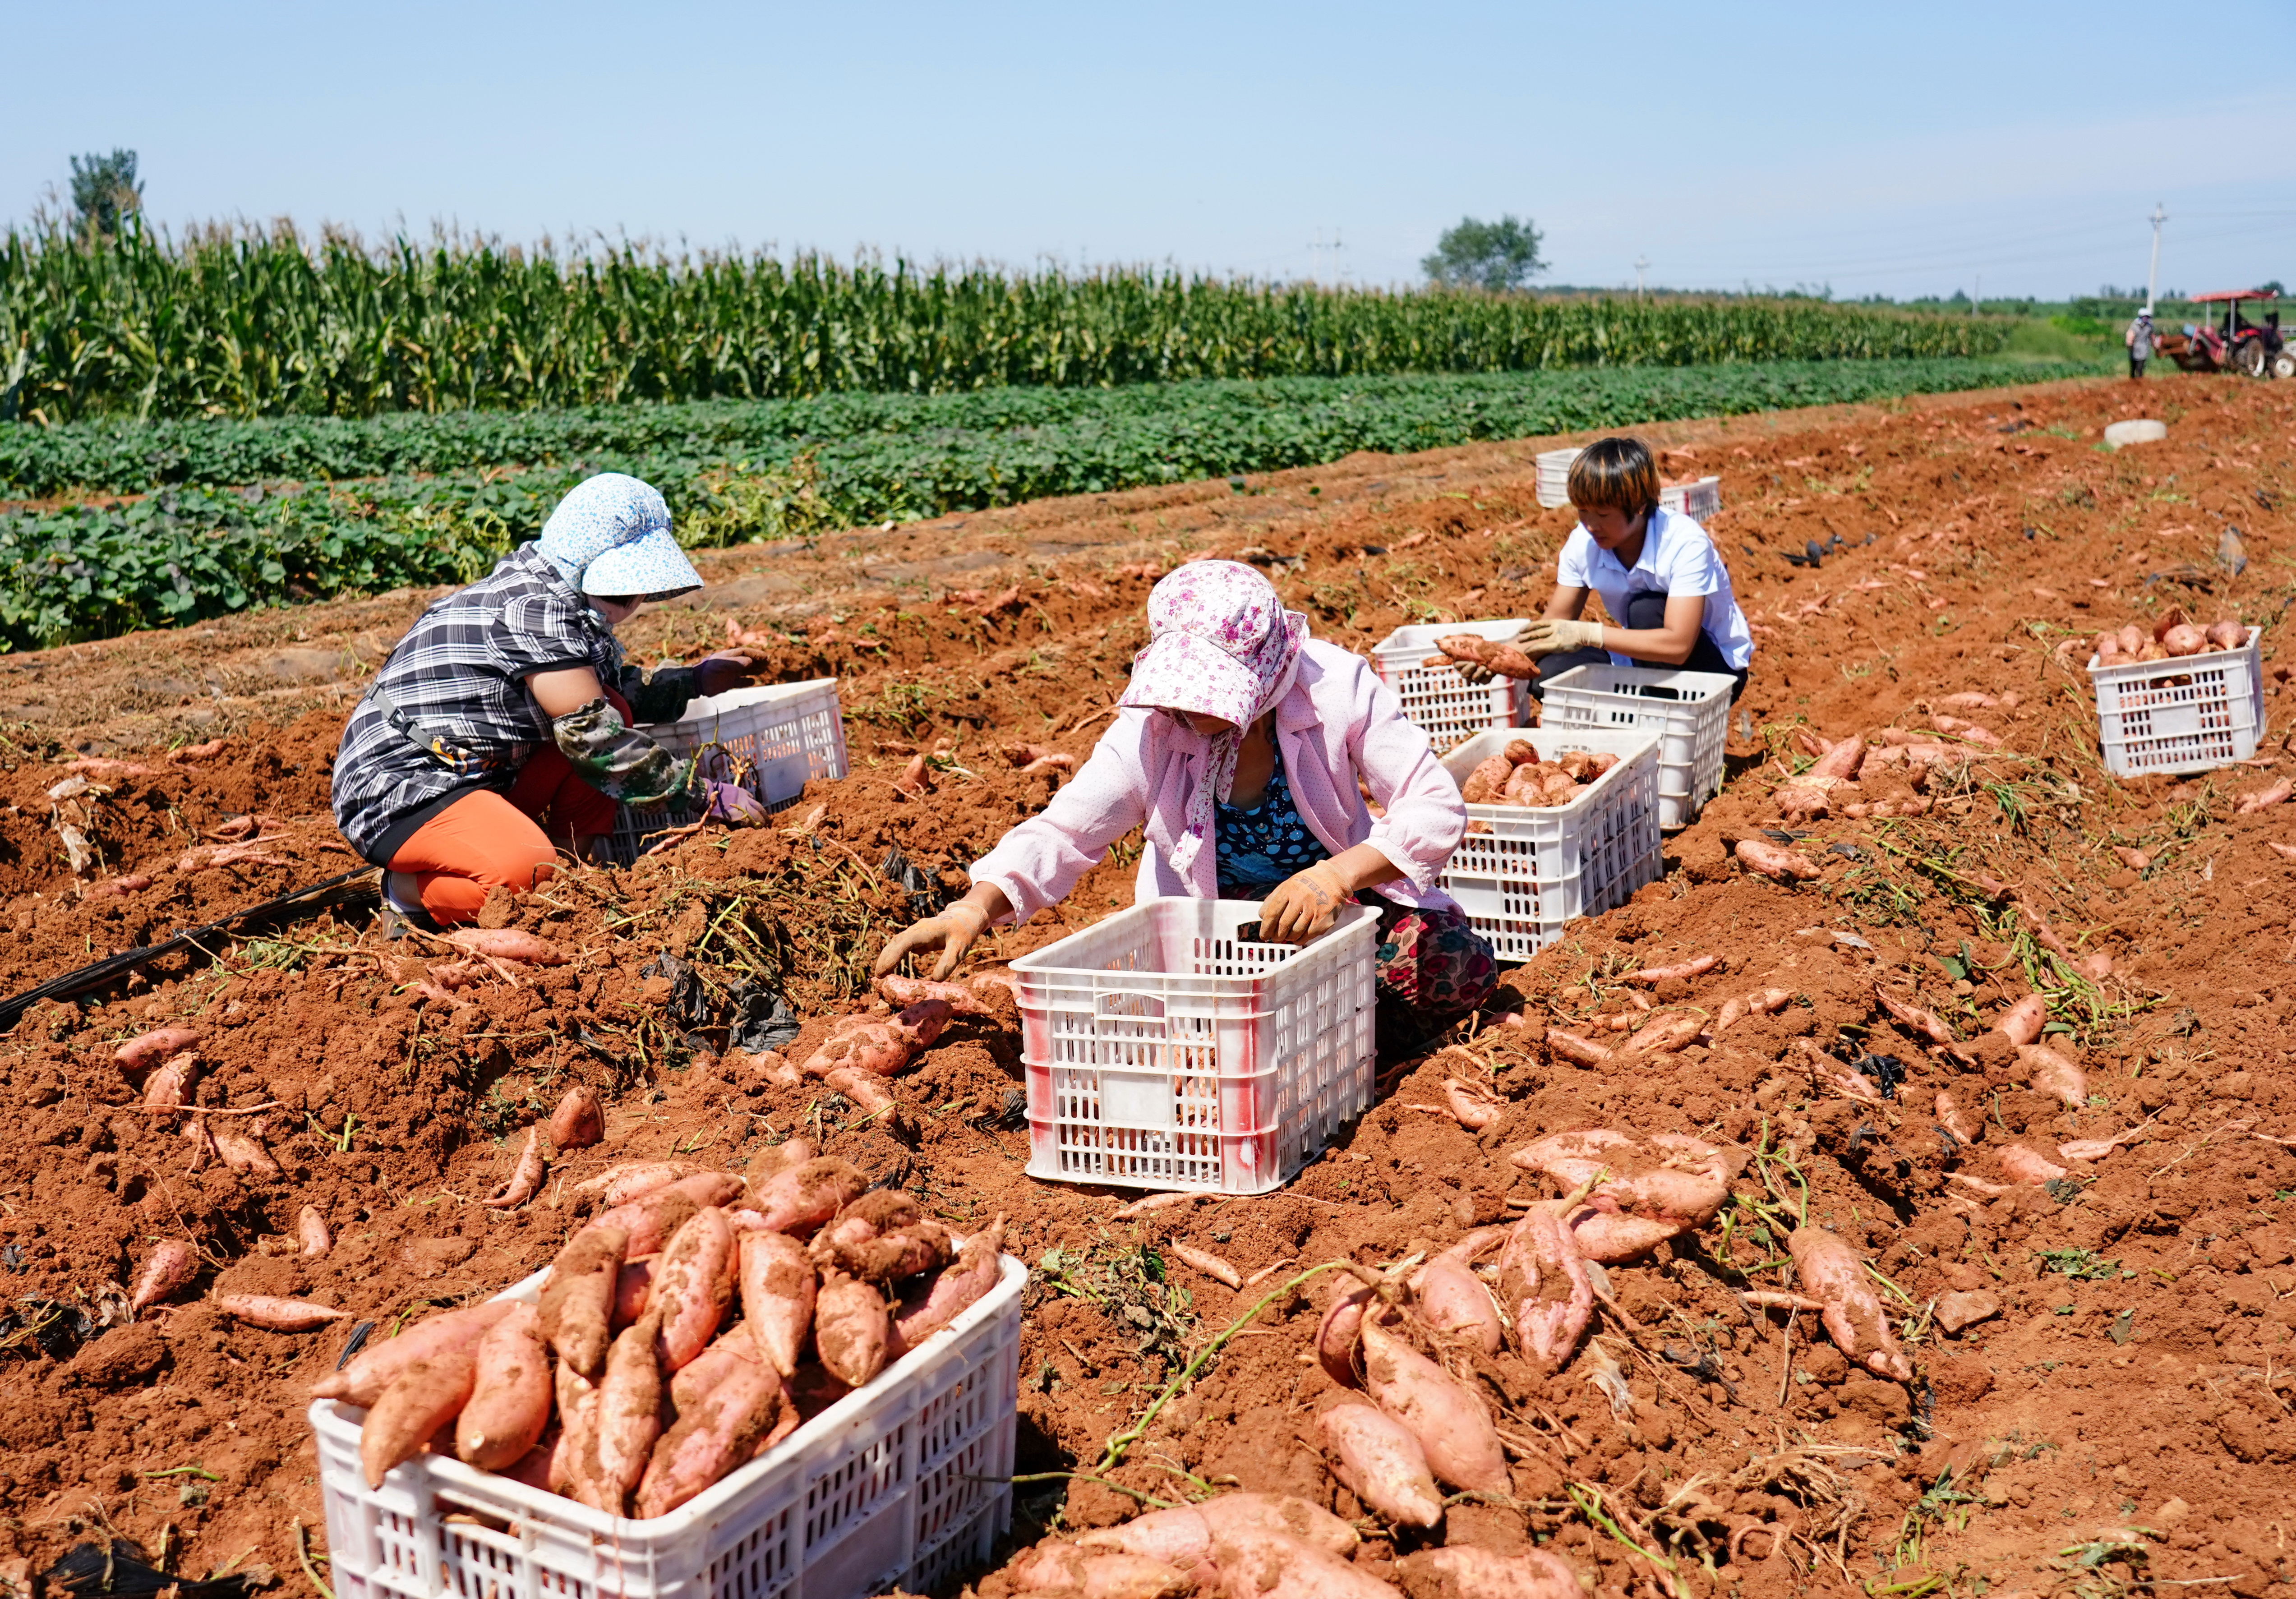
[{"xmin": 0, "ymin": 356, "xmax": 2095, "ymax": 653}]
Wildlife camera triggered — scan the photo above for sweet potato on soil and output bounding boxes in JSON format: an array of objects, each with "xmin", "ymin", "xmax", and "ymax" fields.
[
  {"xmin": 589, "ymin": 1318, "xmax": 666, "ymax": 1515},
  {"xmin": 814, "ymin": 1272, "xmax": 894, "ymax": 1387},
  {"xmin": 873, "ymin": 973, "xmax": 1005, "ymax": 1020},
  {"xmin": 1788, "ymin": 1226, "xmax": 1912, "ymax": 1382},
  {"xmin": 1544, "ymin": 1028, "xmax": 1614, "ymax": 1068},
  {"xmin": 1996, "ymin": 994, "xmax": 2048, "ymax": 1046},
  {"xmin": 549, "ymin": 1084, "xmax": 604, "ymax": 1150},
  {"xmin": 1442, "ymin": 1076, "xmax": 1503, "ymax": 1130},
  {"xmin": 539, "ymin": 1225, "xmax": 627, "ymax": 1380},
  {"xmin": 1625, "ymin": 954, "xmax": 1720, "ymax": 985},
  {"xmin": 1935, "ymin": 1092, "xmax": 1978, "ymax": 1144},
  {"xmin": 1007, "ymin": 1545, "xmax": 1190, "ymax": 1599},
  {"xmin": 1562, "ymin": 1204, "xmax": 1686, "ymax": 1263},
  {"xmin": 802, "ymin": 1000, "xmax": 953, "ymax": 1078},
  {"xmin": 361, "ymin": 1349, "xmax": 479, "ymax": 1488},
  {"xmin": 212, "ymin": 1124, "xmax": 282, "ymax": 1179},
  {"xmin": 483, "ymin": 1126, "xmax": 547, "ymax": 1209},
  {"xmin": 1510, "ymin": 1130, "xmax": 1729, "ymax": 1229},
  {"xmin": 2236, "ymin": 779, "xmax": 2291, "ymax": 814},
  {"xmin": 2017, "ymin": 1043, "xmax": 2088, "ymax": 1107},
  {"xmin": 747, "ymin": 1157, "xmax": 868, "ymax": 1236},
  {"xmin": 443, "ymin": 928, "xmax": 567, "ymax": 965},
  {"xmin": 1315, "ymin": 1279, "xmax": 1374, "ymax": 1389},
  {"xmin": 1395, "ymin": 1547, "xmax": 1583, "ymax": 1599},
  {"xmin": 456, "ymin": 1303, "xmax": 552, "ymax": 1471},
  {"xmin": 1079, "ymin": 1496, "xmax": 1356, "ymax": 1569},
  {"xmin": 570, "ymin": 1161, "xmax": 700, "ymax": 1207},
  {"xmin": 1358, "ymin": 1317, "xmax": 1507, "ymax": 1493},
  {"xmin": 142, "ymin": 1051, "xmax": 198, "ymax": 1109},
  {"xmin": 214, "ymin": 1294, "xmax": 346, "ymax": 1330},
  {"xmin": 1875, "ymin": 987, "xmax": 1958, "ymax": 1047},
  {"xmin": 820, "ymin": 1064, "xmax": 895, "ymax": 1118},
  {"xmin": 1406, "ymin": 1251, "xmax": 1502, "ymax": 1354},
  {"xmin": 314, "ymin": 1300, "xmax": 517, "ymax": 1406},
  {"xmin": 1623, "ymin": 1013, "xmax": 1702, "ymax": 1055},
  {"xmin": 292, "ymin": 1205, "xmax": 332, "ymax": 1259},
  {"xmin": 739, "ymin": 1230, "xmax": 817, "ymax": 1376},
  {"xmin": 1736, "ymin": 838, "xmax": 1822, "ymax": 881},
  {"xmin": 1998, "ymin": 1144, "xmax": 2070, "ymax": 1185},
  {"xmin": 1499, "ymin": 1203, "xmax": 1592, "ymax": 1370},
  {"xmin": 636, "ymin": 1364, "xmax": 789, "ymax": 1519},
  {"xmin": 1171, "ymin": 1243, "xmax": 1242, "ymax": 1290},
  {"xmin": 130, "ymin": 1240, "xmax": 198, "ymax": 1313},
  {"xmin": 651, "ymin": 1206, "xmax": 737, "ymax": 1371},
  {"xmin": 594, "ymin": 1171, "xmax": 745, "ymax": 1255},
  {"xmin": 115, "ymin": 1025, "xmax": 200, "ymax": 1074},
  {"xmin": 1809, "ymin": 735, "xmax": 1868, "ymax": 781},
  {"xmin": 892, "ymin": 1218, "xmax": 1005, "ymax": 1355},
  {"xmin": 1207, "ymin": 1526, "xmax": 1399, "ymax": 1599},
  {"xmin": 1318, "ymin": 1401, "xmax": 1442, "ymax": 1527}
]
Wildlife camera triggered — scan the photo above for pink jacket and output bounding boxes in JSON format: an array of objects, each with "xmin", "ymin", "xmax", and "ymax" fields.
[{"xmin": 971, "ymin": 639, "xmax": 1466, "ymax": 921}]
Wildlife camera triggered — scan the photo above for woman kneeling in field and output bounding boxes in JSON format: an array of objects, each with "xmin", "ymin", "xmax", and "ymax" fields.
[{"xmin": 873, "ymin": 560, "xmax": 1497, "ymax": 1059}]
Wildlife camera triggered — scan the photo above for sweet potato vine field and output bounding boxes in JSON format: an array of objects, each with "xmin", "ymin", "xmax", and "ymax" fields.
[{"xmin": 0, "ymin": 370, "xmax": 2289, "ymax": 1599}]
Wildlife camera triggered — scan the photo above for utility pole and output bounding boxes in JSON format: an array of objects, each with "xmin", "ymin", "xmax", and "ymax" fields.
[
  {"xmin": 2145, "ymin": 203, "xmax": 2167, "ymax": 314},
  {"xmin": 1334, "ymin": 226, "xmax": 1347, "ymax": 285},
  {"xmin": 1634, "ymin": 255, "xmax": 1649, "ymax": 301},
  {"xmin": 1974, "ymin": 272, "xmax": 1981, "ymax": 316}
]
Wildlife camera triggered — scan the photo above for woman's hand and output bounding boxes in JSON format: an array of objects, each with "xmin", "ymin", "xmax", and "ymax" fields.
[
  {"xmin": 698, "ymin": 778, "xmax": 769, "ymax": 825},
  {"xmin": 693, "ymin": 650, "xmax": 771, "ymax": 698},
  {"xmin": 1518, "ymin": 617, "xmax": 1606, "ymax": 657},
  {"xmin": 872, "ymin": 885, "xmax": 1010, "ymax": 981},
  {"xmin": 1258, "ymin": 860, "xmax": 1353, "ymax": 945}
]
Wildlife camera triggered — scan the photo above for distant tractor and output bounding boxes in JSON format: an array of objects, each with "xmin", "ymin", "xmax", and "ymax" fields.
[{"xmin": 2156, "ymin": 288, "xmax": 2286, "ymax": 377}]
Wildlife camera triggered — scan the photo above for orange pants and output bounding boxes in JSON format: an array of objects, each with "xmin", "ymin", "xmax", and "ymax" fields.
[{"xmin": 387, "ymin": 694, "xmax": 625, "ymax": 923}]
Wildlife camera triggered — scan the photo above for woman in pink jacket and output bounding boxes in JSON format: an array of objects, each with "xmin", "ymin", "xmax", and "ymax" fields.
[{"xmin": 873, "ymin": 561, "xmax": 1496, "ymax": 1056}]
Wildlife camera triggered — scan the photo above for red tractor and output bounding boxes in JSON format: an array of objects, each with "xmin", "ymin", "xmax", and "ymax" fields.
[{"xmin": 2157, "ymin": 288, "xmax": 2288, "ymax": 377}]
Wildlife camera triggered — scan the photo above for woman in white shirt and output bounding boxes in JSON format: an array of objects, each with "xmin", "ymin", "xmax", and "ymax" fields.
[{"xmin": 1470, "ymin": 436, "xmax": 1754, "ymax": 697}]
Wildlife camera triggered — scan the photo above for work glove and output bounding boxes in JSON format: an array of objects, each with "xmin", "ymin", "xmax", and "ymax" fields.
[
  {"xmin": 1257, "ymin": 859, "xmax": 1353, "ymax": 946},
  {"xmin": 693, "ymin": 650, "xmax": 771, "ymax": 698},
  {"xmin": 1517, "ymin": 617, "xmax": 1606, "ymax": 658},
  {"xmin": 873, "ymin": 900, "xmax": 995, "ymax": 982},
  {"xmin": 698, "ymin": 778, "xmax": 770, "ymax": 826}
]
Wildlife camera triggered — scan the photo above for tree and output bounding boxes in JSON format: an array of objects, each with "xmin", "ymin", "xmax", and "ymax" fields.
[
  {"xmin": 69, "ymin": 149, "xmax": 142, "ymax": 236},
  {"xmin": 2261, "ymin": 279, "xmax": 2286, "ymax": 298},
  {"xmin": 1421, "ymin": 214, "xmax": 1545, "ymax": 293}
]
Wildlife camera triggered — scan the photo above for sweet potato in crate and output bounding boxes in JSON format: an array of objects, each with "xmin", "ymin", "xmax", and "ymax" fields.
[
  {"xmin": 611, "ymin": 678, "xmax": 848, "ymax": 861},
  {"xmin": 1369, "ymin": 621, "xmax": 1531, "ymax": 753},
  {"xmin": 310, "ymin": 1254, "xmax": 1024, "ymax": 1599},
  {"xmin": 2087, "ymin": 626, "xmax": 2264, "ymax": 777},
  {"xmin": 1536, "ymin": 663, "xmax": 1737, "ymax": 829},
  {"xmin": 1437, "ymin": 727, "xmax": 1663, "ymax": 960},
  {"xmin": 1013, "ymin": 898, "xmax": 1377, "ymax": 1195}
]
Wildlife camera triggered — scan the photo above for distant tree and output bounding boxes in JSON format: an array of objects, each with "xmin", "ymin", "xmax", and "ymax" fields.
[
  {"xmin": 1421, "ymin": 214, "xmax": 1545, "ymax": 293},
  {"xmin": 2262, "ymin": 279, "xmax": 2286, "ymax": 298},
  {"xmin": 69, "ymin": 149, "xmax": 142, "ymax": 236}
]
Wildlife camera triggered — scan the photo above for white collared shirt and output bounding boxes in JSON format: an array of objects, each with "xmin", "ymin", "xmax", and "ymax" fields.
[{"xmin": 1555, "ymin": 507, "xmax": 1755, "ymax": 670}]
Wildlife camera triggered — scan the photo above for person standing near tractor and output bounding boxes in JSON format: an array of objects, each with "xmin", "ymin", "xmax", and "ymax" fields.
[{"xmin": 2126, "ymin": 308, "xmax": 2153, "ymax": 379}]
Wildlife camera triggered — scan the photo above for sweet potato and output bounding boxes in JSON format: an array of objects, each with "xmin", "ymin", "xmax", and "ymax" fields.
[
  {"xmin": 613, "ymin": 1256, "xmax": 655, "ymax": 1329},
  {"xmin": 1935, "ymin": 1092, "xmax": 1978, "ymax": 1144},
  {"xmin": 553, "ymin": 1360, "xmax": 600, "ymax": 1501},
  {"xmin": 669, "ymin": 1325, "xmax": 768, "ymax": 1413},
  {"xmin": 810, "ymin": 1190, "xmax": 954, "ymax": 1283},
  {"xmin": 2206, "ymin": 619, "xmax": 2246, "ymax": 650},
  {"xmin": 1394, "ymin": 1546, "xmax": 1584, "ymax": 1599},
  {"xmin": 1498, "ymin": 1203, "xmax": 1591, "ymax": 1370},
  {"xmin": 483, "ymin": 1125, "xmax": 547, "ymax": 1209},
  {"xmin": 2162, "ymin": 622, "xmax": 2206, "ymax": 657},
  {"xmin": 549, "ymin": 1084, "xmax": 604, "ymax": 1150},
  {"xmin": 1623, "ymin": 1013, "xmax": 1702, "ymax": 1055},
  {"xmin": 747, "ymin": 1157, "xmax": 867, "ymax": 1235},
  {"xmin": 636, "ymin": 1364, "xmax": 789, "ymax": 1518},
  {"xmin": 1999, "ymin": 1144, "xmax": 2070, "ymax": 1185},
  {"xmin": 873, "ymin": 973, "xmax": 1001, "ymax": 1020},
  {"xmin": 1171, "ymin": 1243, "xmax": 1242, "ymax": 1290},
  {"xmin": 1080, "ymin": 1496, "xmax": 1355, "ymax": 1568},
  {"xmin": 887, "ymin": 1220, "xmax": 1004, "ymax": 1357},
  {"xmin": 1358, "ymin": 1317, "xmax": 1506, "ymax": 1492},
  {"xmin": 361, "ymin": 1348, "xmax": 478, "ymax": 1488},
  {"xmin": 130, "ymin": 1240, "xmax": 198, "ymax": 1313},
  {"xmin": 589, "ymin": 1318, "xmax": 665, "ymax": 1515},
  {"xmin": 296, "ymin": 1206, "xmax": 332, "ymax": 1259},
  {"xmin": 1996, "ymin": 994, "xmax": 2047, "ymax": 1046},
  {"xmin": 1442, "ymin": 1076, "xmax": 1503, "ymax": 1131},
  {"xmin": 2116, "ymin": 623, "xmax": 2145, "ymax": 656},
  {"xmin": 1544, "ymin": 1028, "xmax": 1613, "ymax": 1068},
  {"xmin": 1625, "ymin": 954, "xmax": 1720, "ymax": 985},
  {"xmin": 539, "ymin": 1225, "xmax": 627, "ymax": 1379},
  {"xmin": 142, "ymin": 1051, "xmax": 199, "ymax": 1109},
  {"xmin": 1314, "ymin": 1278, "xmax": 1375, "ymax": 1390},
  {"xmin": 593, "ymin": 1171, "xmax": 745, "ymax": 1255},
  {"xmin": 1788, "ymin": 1226, "xmax": 1911, "ymax": 1382},
  {"xmin": 215, "ymin": 1293, "xmax": 347, "ymax": 1330},
  {"xmin": 650, "ymin": 1206, "xmax": 737, "ymax": 1371},
  {"xmin": 1875, "ymin": 987, "xmax": 1958, "ymax": 1047},
  {"xmin": 571, "ymin": 1161, "xmax": 701, "ymax": 1207},
  {"xmin": 2237, "ymin": 779, "xmax": 2292, "ymax": 814},
  {"xmin": 1510, "ymin": 1129, "xmax": 1729, "ymax": 1228},
  {"xmin": 1562, "ymin": 1204, "xmax": 1684, "ymax": 1263},
  {"xmin": 1406, "ymin": 1252, "xmax": 1501, "ymax": 1355},
  {"xmin": 738, "ymin": 1232, "xmax": 817, "ymax": 1376},
  {"xmin": 1207, "ymin": 1525, "xmax": 1399, "ymax": 1599},
  {"xmin": 802, "ymin": 1001, "xmax": 952, "ymax": 1078},
  {"xmin": 115, "ymin": 1025, "xmax": 200, "ymax": 1074},
  {"xmin": 1736, "ymin": 838, "xmax": 1822, "ymax": 881},
  {"xmin": 814, "ymin": 1271, "xmax": 894, "ymax": 1387},
  {"xmin": 314, "ymin": 1299, "xmax": 518, "ymax": 1406},
  {"xmin": 2017, "ymin": 1043, "xmax": 2088, "ymax": 1107},
  {"xmin": 1808, "ymin": 735, "xmax": 1868, "ymax": 781},
  {"xmin": 1318, "ymin": 1402, "xmax": 1442, "ymax": 1527},
  {"xmin": 821, "ymin": 1064, "xmax": 896, "ymax": 1118},
  {"xmin": 1501, "ymin": 738, "xmax": 1537, "ymax": 765},
  {"xmin": 1007, "ymin": 1545, "xmax": 1191, "ymax": 1599},
  {"xmin": 456, "ymin": 1303, "xmax": 552, "ymax": 1471},
  {"xmin": 1459, "ymin": 756, "xmax": 1513, "ymax": 806},
  {"xmin": 212, "ymin": 1124, "xmax": 282, "ymax": 1179},
  {"xmin": 443, "ymin": 927, "xmax": 567, "ymax": 965}
]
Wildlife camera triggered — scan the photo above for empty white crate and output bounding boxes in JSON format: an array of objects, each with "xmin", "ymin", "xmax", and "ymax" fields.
[
  {"xmin": 1535, "ymin": 447, "xmax": 1581, "ymax": 508},
  {"xmin": 1660, "ymin": 475, "xmax": 1722, "ymax": 521},
  {"xmin": 2087, "ymin": 627, "xmax": 2265, "ymax": 777},
  {"xmin": 311, "ymin": 1254, "xmax": 1024, "ymax": 1599},
  {"xmin": 1438, "ymin": 726, "xmax": 1664, "ymax": 960},
  {"xmin": 613, "ymin": 677, "xmax": 849, "ymax": 861},
  {"xmin": 1372, "ymin": 620, "xmax": 1532, "ymax": 753},
  {"xmin": 1014, "ymin": 898, "xmax": 1377, "ymax": 1195},
  {"xmin": 1538, "ymin": 663, "xmax": 1738, "ymax": 829}
]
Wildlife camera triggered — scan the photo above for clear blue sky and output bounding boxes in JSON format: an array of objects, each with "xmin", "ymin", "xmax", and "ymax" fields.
[{"xmin": 5, "ymin": 0, "xmax": 2291, "ymax": 300}]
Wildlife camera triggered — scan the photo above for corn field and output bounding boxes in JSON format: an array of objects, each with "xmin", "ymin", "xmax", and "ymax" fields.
[{"xmin": 0, "ymin": 222, "xmax": 2017, "ymax": 424}]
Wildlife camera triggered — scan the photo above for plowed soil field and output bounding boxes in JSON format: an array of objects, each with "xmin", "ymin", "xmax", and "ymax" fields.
[{"xmin": 0, "ymin": 370, "xmax": 2291, "ymax": 1599}]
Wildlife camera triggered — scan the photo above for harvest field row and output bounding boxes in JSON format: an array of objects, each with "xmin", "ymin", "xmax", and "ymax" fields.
[
  {"xmin": 0, "ymin": 224, "xmax": 2025, "ymax": 422},
  {"xmin": 0, "ymin": 356, "xmax": 2090, "ymax": 650}
]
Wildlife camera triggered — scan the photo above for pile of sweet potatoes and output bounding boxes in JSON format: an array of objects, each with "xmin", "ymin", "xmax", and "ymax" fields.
[
  {"xmin": 1457, "ymin": 739, "xmax": 1618, "ymax": 808},
  {"xmin": 2089, "ymin": 610, "xmax": 2246, "ymax": 666},
  {"xmin": 317, "ymin": 1150, "xmax": 1007, "ymax": 1518}
]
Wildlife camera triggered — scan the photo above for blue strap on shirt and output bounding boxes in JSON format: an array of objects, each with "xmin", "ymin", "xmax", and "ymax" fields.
[{"xmin": 1215, "ymin": 760, "xmax": 1332, "ymax": 898}]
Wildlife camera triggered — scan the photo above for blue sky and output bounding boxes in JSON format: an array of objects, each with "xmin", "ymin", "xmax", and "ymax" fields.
[{"xmin": 4, "ymin": 0, "xmax": 2292, "ymax": 300}]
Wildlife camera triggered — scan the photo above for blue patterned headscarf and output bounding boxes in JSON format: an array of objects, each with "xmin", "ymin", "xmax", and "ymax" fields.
[{"xmin": 536, "ymin": 473, "xmax": 703, "ymax": 599}]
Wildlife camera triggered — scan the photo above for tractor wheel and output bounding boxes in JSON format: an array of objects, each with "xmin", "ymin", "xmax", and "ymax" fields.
[
  {"xmin": 2274, "ymin": 349, "xmax": 2296, "ymax": 381},
  {"xmin": 2236, "ymin": 337, "xmax": 2270, "ymax": 378}
]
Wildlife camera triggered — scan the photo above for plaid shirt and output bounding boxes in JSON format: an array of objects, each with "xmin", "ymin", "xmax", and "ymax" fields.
[{"xmin": 332, "ymin": 544, "xmax": 695, "ymax": 862}]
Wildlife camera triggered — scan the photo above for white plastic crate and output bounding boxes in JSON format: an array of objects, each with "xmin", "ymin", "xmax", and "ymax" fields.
[
  {"xmin": 310, "ymin": 1254, "xmax": 1024, "ymax": 1599},
  {"xmin": 1535, "ymin": 447, "xmax": 1582, "ymax": 509},
  {"xmin": 1014, "ymin": 898, "xmax": 1378, "ymax": 1194},
  {"xmin": 1538, "ymin": 663, "xmax": 1737, "ymax": 830},
  {"xmin": 613, "ymin": 677, "xmax": 848, "ymax": 861},
  {"xmin": 1660, "ymin": 475, "xmax": 1722, "ymax": 521},
  {"xmin": 2087, "ymin": 627, "xmax": 2265, "ymax": 777},
  {"xmin": 1371, "ymin": 620, "xmax": 1532, "ymax": 754},
  {"xmin": 1437, "ymin": 726, "xmax": 1664, "ymax": 961}
]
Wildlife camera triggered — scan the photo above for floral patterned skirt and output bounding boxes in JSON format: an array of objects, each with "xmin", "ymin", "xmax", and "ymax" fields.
[{"xmin": 1364, "ymin": 893, "xmax": 1498, "ymax": 1060}]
